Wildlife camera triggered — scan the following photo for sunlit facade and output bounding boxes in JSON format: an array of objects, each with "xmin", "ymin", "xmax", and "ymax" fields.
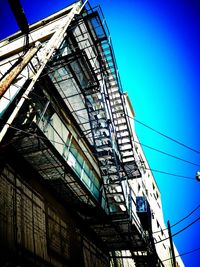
[{"xmin": 0, "ymin": 1, "xmax": 184, "ymax": 266}]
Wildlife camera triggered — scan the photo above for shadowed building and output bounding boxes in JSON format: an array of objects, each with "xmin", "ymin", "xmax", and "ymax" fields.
[{"xmin": 0, "ymin": 1, "xmax": 184, "ymax": 266}]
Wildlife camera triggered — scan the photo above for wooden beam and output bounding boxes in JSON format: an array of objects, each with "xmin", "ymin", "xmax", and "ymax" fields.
[{"xmin": 0, "ymin": 42, "xmax": 41, "ymax": 98}]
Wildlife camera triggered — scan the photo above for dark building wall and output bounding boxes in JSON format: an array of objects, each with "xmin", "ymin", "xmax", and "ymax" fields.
[{"xmin": 0, "ymin": 153, "xmax": 109, "ymax": 267}]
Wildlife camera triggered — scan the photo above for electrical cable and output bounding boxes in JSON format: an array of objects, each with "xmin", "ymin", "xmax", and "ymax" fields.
[
  {"xmin": 154, "ymin": 216, "xmax": 200, "ymax": 244},
  {"xmin": 134, "ymin": 117, "xmax": 200, "ymax": 154},
  {"xmin": 133, "ymin": 139, "xmax": 200, "ymax": 168},
  {"xmin": 27, "ymin": 86, "xmax": 200, "ymax": 173},
  {"xmin": 125, "ymin": 114, "xmax": 200, "ymax": 154},
  {"xmin": 0, "ymin": 120, "xmax": 197, "ymax": 181},
  {"xmin": 66, "ymin": 105, "xmax": 200, "ymax": 168},
  {"xmin": 63, "ymin": 109, "xmax": 200, "ymax": 168},
  {"xmin": 171, "ymin": 204, "xmax": 200, "ymax": 228},
  {"xmin": 162, "ymin": 246, "xmax": 200, "ymax": 262},
  {"xmin": 153, "ymin": 203, "xmax": 200, "ymax": 234},
  {"xmin": 145, "ymin": 167, "xmax": 195, "ymax": 180},
  {"xmin": 1, "ymin": 89, "xmax": 198, "ymax": 180},
  {"xmin": 0, "ymin": 121, "xmax": 98, "ymax": 163}
]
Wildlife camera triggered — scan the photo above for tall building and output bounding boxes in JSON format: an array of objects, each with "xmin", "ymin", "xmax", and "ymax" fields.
[{"xmin": 0, "ymin": 1, "xmax": 184, "ymax": 266}]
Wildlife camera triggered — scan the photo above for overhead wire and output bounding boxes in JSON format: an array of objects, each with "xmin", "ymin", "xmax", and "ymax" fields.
[
  {"xmin": 0, "ymin": 89, "xmax": 199, "ymax": 180},
  {"xmin": 125, "ymin": 114, "xmax": 200, "ymax": 154},
  {"xmin": 170, "ymin": 204, "xmax": 200, "ymax": 228},
  {"xmin": 154, "ymin": 216, "xmax": 200, "ymax": 244},
  {"xmin": 0, "ymin": 120, "xmax": 197, "ymax": 182},
  {"xmin": 133, "ymin": 139, "xmax": 200, "ymax": 168},
  {"xmin": 15, "ymin": 106, "xmax": 198, "ymax": 252},
  {"xmin": 153, "ymin": 203, "xmax": 200, "ymax": 234},
  {"xmin": 145, "ymin": 167, "xmax": 195, "ymax": 181},
  {"xmin": 6, "ymin": 46, "xmax": 198, "ymax": 170},
  {"xmin": 4, "ymin": 0, "xmax": 199, "ymax": 238},
  {"xmin": 0, "ymin": 85, "xmax": 198, "ymax": 181},
  {"xmin": 5, "ymin": 1, "xmax": 200, "ymax": 162},
  {"xmin": 134, "ymin": 117, "xmax": 200, "ymax": 154},
  {"xmin": 29, "ymin": 93, "xmax": 199, "ymax": 172},
  {"xmin": 0, "ymin": 120, "xmax": 98, "ymax": 163},
  {"xmin": 2, "ymin": 2, "xmax": 198, "ymax": 263},
  {"xmin": 69, "ymin": 107, "xmax": 200, "ymax": 168},
  {"xmin": 162, "ymin": 246, "xmax": 200, "ymax": 262}
]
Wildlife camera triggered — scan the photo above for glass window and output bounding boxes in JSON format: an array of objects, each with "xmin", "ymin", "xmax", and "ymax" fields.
[
  {"xmin": 67, "ymin": 152, "xmax": 76, "ymax": 168},
  {"xmin": 81, "ymin": 170, "xmax": 91, "ymax": 188}
]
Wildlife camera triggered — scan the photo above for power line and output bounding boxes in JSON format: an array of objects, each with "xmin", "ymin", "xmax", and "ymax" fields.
[
  {"xmin": 0, "ymin": 121, "xmax": 196, "ymax": 181},
  {"xmin": 126, "ymin": 114, "xmax": 200, "ymax": 154},
  {"xmin": 145, "ymin": 167, "xmax": 195, "ymax": 181},
  {"xmin": 154, "ymin": 216, "xmax": 200, "ymax": 244},
  {"xmin": 162, "ymin": 246, "xmax": 200, "ymax": 262},
  {"xmin": 19, "ymin": 94, "xmax": 200, "ymax": 169},
  {"xmin": 133, "ymin": 139, "xmax": 200, "ymax": 168},
  {"xmin": 72, "ymin": 111, "xmax": 200, "ymax": 168},
  {"xmin": 171, "ymin": 204, "xmax": 200, "ymax": 228},
  {"xmin": 134, "ymin": 117, "xmax": 200, "ymax": 154},
  {"xmin": 153, "ymin": 203, "xmax": 200, "ymax": 234}
]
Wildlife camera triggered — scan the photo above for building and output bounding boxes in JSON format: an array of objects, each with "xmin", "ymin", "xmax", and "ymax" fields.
[{"xmin": 0, "ymin": 1, "xmax": 184, "ymax": 266}]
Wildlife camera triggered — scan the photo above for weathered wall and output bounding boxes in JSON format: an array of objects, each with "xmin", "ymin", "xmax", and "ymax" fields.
[{"xmin": 0, "ymin": 154, "xmax": 109, "ymax": 267}]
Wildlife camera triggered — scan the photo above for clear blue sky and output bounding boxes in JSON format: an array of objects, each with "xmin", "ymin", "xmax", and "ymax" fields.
[{"xmin": 0, "ymin": 0, "xmax": 200, "ymax": 266}]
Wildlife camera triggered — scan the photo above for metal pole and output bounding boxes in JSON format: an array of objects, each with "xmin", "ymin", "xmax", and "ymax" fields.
[{"xmin": 167, "ymin": 220, "xmax": 176, "ymax": 267}]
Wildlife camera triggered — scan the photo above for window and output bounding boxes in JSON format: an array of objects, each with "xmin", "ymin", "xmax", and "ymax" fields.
[
  {"xmin": 156, "ymin": 191, "xmax": 159, "ymax": 199},
  {"xmin": 161, "ymin": 228, "xmax": 164, "ymax": 236},
  {"xmin": 67, "ymin": 152, "xmax": 76, "ymax": 168},
  {"xmin": 66, "ymin": 139, "xmax": 101, "ymax": 200},
  {"xmin": 81, "ymin": 170, "xmax": 91, "ymax": 188},
  {"xmin": 145, "ymin": 189, "xmax": 148, "ymax": 196},
  {"xmin": 138, "ymin": 183, "xmax": 141, "ymax": 192}
]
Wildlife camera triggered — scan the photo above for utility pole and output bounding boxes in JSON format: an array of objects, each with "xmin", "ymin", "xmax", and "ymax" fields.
[
  {"xmin": 0, "ymin": 44, "xmax": 41, "ymax": 98},
  {"xmin": 167, "ymin": 220, "xmax": 176, "ymax": 267}
]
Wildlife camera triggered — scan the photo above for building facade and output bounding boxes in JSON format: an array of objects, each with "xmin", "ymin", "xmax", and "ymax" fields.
[{"xmin": 0, "ymin": 1, "xmax": 184, "ymax": 266}]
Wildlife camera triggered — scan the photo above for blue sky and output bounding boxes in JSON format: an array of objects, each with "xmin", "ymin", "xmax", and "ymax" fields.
[
  {"xmin": 98, "ymin": 1, "xmax": 200, "ymax": 266},
  {"xmin": 1, "ymin": 0, "xmax": 200, "ymax": 266}
]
